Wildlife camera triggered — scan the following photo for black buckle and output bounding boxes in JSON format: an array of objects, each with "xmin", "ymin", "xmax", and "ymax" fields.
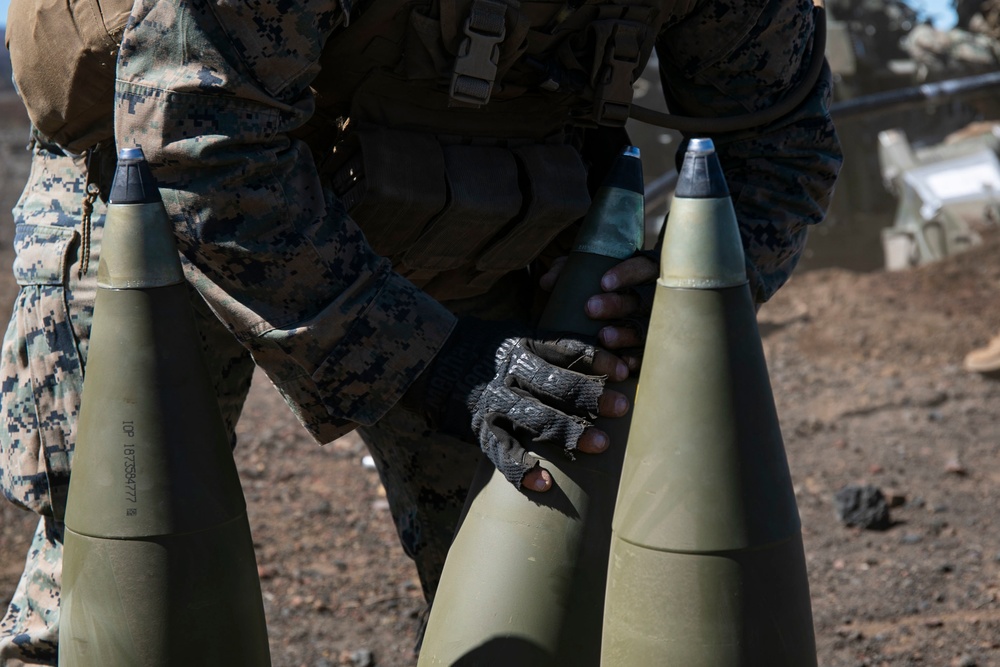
[{"xmin": 450, "ymin": 0, "xmax": 507, "ymax": 106}]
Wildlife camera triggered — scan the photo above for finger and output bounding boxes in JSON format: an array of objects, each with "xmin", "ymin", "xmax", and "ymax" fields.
[
  {"xmin": 521, "ymin": 466, "xmax": 552, "ymax": 492},
  {"xmin": 586, "ymin": 291, "xmax": 645, "ymax": 320},
  {"xmin": 597, "ymin": 388, "xmax": 629, "ymax": 418},
  {"xmin": 504, "ymin": 388, "xmax": 596, "ymax": 441},
  {"xmin": 480, "ymin": 415, "xmax": 545, "ymax": 486},
  {"xmin": 599, "ymin": 324, "xmax": 644, "ymax": 350},
  {"xmin": 622, "ymin": 353, "xmax": 642, "ymax": 373},
  {"xmin": 600, "ymin": 255, "xmax": 659, "ymax": 292},
  {"xmin": 592, "ymin": 349, "xmax": 629, "ymax": 382},
  {"xmin": 577, "ymin": 427, "xmax": 610, "ymax": 454},
  {"xmin": 538, "ymin": 256, "xmax": 568, "ymax": 292}
]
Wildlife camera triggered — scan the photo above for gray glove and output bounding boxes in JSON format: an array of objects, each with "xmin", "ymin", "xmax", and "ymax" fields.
[{"xmin": 409, "ymin": 318, "xmax": 606, "ymax": 486}]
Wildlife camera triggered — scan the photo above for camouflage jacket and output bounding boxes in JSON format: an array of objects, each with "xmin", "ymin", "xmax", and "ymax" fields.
[{"xmin": 101, "ymin": 0, "xmax": 841, "ymax": 443}]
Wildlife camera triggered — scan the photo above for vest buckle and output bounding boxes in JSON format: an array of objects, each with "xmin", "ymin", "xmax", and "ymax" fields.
[
  {"xmin": 450, "ymin": 0, "xmax": 507, "ymax": 107},
  {"xmin": 593, "ymin": 22, "xmax": 642, "ymax": 125}
]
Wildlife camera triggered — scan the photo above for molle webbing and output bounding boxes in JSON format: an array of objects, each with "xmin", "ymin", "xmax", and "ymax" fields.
[
  {"xmin": 310, "ymin": 0, "xmax": 672, "ymax": 298},
  {"xmin": 331, "ymin": 126, "xmax": 591, "ymax": 300},
  {"xmin": 312, "ymin": 0, "xmax": 671, "ymax": 134}
]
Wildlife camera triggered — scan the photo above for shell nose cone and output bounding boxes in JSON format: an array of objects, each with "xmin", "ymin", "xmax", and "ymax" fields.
[
  {"xmin": 675, "ymin": 138, "xmax": 729, "ymax": 199},
  {"xmin": 118, "ymin": 147, "xmax": 145, "ymax": 161},
  {"xmin": 109, "ymin": 147, "xmax": 162, "ymax": 205},
  {"xmin": 687, "ymin": 137, "xmax": 714, "ymax": 155},
  {"xmin": 601, "ymin": 145, "xmax": 644, "ymax": 195},
  {"xmin": 659, "ymin": 137, "xmax": 746, "ymax": 289},
  {"xmin": 569, "ymin": 144, "xmax": 646, "ymax": 260}
]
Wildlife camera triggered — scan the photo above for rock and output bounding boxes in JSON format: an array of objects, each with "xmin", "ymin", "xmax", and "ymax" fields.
[
  {"xmin": 834, "ymin": 484, "xmax": 892, "ymax": 530},
  {"xmin": 309, "ymin": 500, "xmax": 334, "ymax": 517}
]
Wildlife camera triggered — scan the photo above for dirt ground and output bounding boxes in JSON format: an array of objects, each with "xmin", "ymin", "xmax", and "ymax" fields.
[{"xmin": 2, "ymin": 102, "xmax": 1000, "ymax": 666}]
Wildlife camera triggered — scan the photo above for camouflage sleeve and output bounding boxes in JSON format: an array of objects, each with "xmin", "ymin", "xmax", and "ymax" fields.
[
  {"xmin": 114, "ymin": 0, "xmax": 457, "ymax": 443},
  {"xmin": 656, "ymin": 0, "xmax": 843, "ymax": 303}
]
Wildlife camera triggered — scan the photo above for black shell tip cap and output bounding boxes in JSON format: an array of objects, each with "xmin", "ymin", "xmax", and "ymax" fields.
[
  {"xmin": 109, "ymin": 147, "xmax": 162, "ymax": 205},
  {"xmin": 602, "ymin": 145, "xmax": 644, "ymax": 195},
  {"xmin": 675, "ymin": 137, "xmax": 729, "ymax": 199}
]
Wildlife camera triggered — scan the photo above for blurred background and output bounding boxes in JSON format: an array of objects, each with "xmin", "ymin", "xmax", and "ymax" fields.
[{"xmin": 629, "ymin": 0, "xmax": 1000, "ymax": 274}]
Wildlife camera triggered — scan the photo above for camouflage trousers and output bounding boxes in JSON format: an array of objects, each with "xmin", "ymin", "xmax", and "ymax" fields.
[{"xmin": 0, "ymin": 144, "xmax": 528, "ymax": 665}]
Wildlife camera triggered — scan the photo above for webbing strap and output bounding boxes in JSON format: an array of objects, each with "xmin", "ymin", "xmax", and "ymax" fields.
[
  {"xmin": 593, "ymin": 21, "xmax": 643, "ymax": 125},
  {"xmin": 449, "ymin": 0, "xmax": 508, "ymax": 106}
]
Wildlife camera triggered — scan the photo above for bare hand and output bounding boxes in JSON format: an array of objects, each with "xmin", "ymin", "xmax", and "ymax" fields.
[{"xmin": 539, "ymin": 253, "xmax": 659, "ymax": 374}]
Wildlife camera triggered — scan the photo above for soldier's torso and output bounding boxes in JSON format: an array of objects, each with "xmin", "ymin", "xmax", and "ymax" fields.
[
  {"xmin": 313, "ymin": 0, "xmax": 692, "ymax": 298},
  {"xmin": 10, "ymin": 0, "xmax": 695, "ymax": 300}
]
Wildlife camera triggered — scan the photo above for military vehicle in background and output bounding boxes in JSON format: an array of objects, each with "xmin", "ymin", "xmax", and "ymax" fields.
[
  {"xmin": 811, "ymin": 0, "xmax": 1000, "ymax": 273},
  {"xmin": 876, "ymin": 105, "xmax": 1000, "ymax": 271},
  {"xmin": 825, "ymin": 0, "xmax": 923, "ymax": 100},
  {"xmin": 626, "ymin": 1, "xmax": 1000, "ymax": 272}
]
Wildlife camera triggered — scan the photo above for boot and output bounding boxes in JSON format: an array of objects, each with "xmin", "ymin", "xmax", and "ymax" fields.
[{"xmin": 964, "ymin": 332, "xmax": 1000, "ymax": 374}]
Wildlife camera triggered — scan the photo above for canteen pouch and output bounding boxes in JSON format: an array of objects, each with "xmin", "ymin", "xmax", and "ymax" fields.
[
  {"xmin": 333, "ymin": 127, "xmax": 591, "ymax": 301},
  {"xmin": 332, "ymin": 126, "xmax": 449, "ymax": 257},
  {"xmin": 399, "ymin": 144, "xmax": 523, "ymax": 284},
  {"xmin": 463, "ymin": 143, "xmax": 591, "ymax": 293},
  {"xmin": 0, "ymin": 224, "xmax": 83, "ymax": 518}
]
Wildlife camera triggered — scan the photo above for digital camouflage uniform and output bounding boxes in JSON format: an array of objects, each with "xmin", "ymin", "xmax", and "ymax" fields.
[{"xmin": 1, "ymin": 0, "xmax": 842, "ymax": 663}]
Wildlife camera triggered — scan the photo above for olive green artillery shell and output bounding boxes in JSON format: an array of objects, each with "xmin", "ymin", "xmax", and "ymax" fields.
[
  {"xmin": 417, "ymin": 161, "xmax": 643, "ymax": 667},
  {"xmin": 600, "ymin": 281, "xmax": 815, "ymax": 666},
  {"xmin": 658, "ymin": 197, "xmax": 747, "ymax": 290},
  {"xmin": 59, "ymin": 200, "xmax": 270, "ymax": 666},
  {"xmin": 61, "ymin": 516, "xmax": 269, "ymax": 666},
  {"xmin": 603, "ymin": 529, "xmax": 815, "ymax": 665},
  {"xmin": 417, "ymin": 254, "xmax": 636, "ymax": 667},
  {"xmin": 612, "ymin": 285, "xmax": 801, "ymax": 552}
]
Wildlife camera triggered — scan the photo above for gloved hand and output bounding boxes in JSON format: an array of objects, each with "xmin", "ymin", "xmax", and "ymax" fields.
[
  {"xmin": 406, "ymin": 318, "xmax": 629, "ymax": 491},
  {"xmin": 539, "ymin": 250, "xmax": 659, "ymax": 373}
]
